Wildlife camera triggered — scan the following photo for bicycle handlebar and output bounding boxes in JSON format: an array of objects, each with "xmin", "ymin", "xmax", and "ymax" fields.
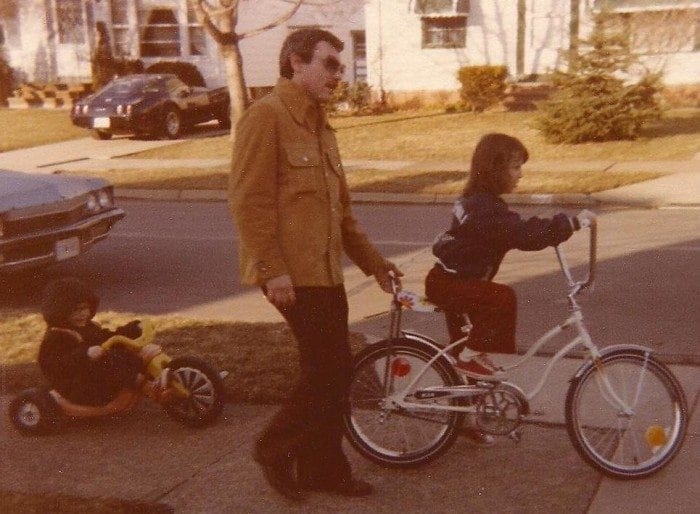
[{"xmin": 555, "ymin": 211, "xmax": 597, "ymax": 295}]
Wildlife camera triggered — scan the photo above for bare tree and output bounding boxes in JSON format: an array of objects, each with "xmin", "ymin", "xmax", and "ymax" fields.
[{"xmin": 188, "ymin": 0, "xmax": 347, "ymax": 136}]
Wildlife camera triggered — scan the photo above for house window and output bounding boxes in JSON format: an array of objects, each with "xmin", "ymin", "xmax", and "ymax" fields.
[
  {"xmin": 187, "ymin": 5, "xmax": 206, "ymax": 56},
  {"xmin": 140, "ymin": 8, "xmax": 180, "ymax": 57},
  {"xmin": 57, "ymin": 0, "xmax": 85, "ymax": 44},
  {"xmin": 415, "ymin": 0, "xmax": 469, "ymax": 15},
  {"xmin": 110, "ymin": 0, "xmax": 130, "ymax": 56},
  {"xmin": 352, "ymin": 31, "xmax": 367, "ymax": 82},
  {"xmin": 422, "ymin": 17, "xmax": 466, "ymax": 48}
]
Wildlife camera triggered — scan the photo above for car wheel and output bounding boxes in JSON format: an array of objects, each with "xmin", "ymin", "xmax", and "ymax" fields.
[
  {"xmin": 92, "ymin": 129, "xmax": 112, "ymax": 140},
  {"xmin": 161, "ymin": 107, "xmax": 182, "ymax": 139}
]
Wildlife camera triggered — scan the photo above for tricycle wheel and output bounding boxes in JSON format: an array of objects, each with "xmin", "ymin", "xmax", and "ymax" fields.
[
  {"xmin": 164, "ymin": 356, "xmax": 224, "ymax": 427},
  {"xmin": 8, "ymin": 388, "xmax": 59, "ymax": 436}
]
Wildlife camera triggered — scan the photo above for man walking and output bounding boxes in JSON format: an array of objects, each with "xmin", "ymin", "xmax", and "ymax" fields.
[{"xmin": 229, "ymin": 29, "xmax": 401, "ymax": 500}]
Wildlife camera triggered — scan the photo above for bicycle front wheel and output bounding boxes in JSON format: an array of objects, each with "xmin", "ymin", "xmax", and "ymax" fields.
[
  {"xmin": 565, "ymin": 348, "xmax": 687, "ymax": 479},
  {"xmin": 344, "ymin": 338, "xmax": 465, "ymax": 468}
]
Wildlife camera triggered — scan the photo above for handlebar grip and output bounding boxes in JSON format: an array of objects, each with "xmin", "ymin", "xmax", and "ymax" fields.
[{"xmin": 101, "ymin": 320, "xmax": 155, "ymax": 351}]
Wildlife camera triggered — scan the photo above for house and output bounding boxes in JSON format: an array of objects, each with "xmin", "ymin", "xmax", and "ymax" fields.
[
  {"xmin": 364, "ymin": 0, "xmax": 700, "ymax": 106},
  {"xmin": 0, "ymin": 0, "xmax": 366, "ymax": 92}
]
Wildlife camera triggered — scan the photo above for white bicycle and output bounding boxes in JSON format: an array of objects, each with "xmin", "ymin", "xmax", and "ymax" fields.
[{"xmin": 344, "ymin": 213, "xmax": 688, "ymax": 479}]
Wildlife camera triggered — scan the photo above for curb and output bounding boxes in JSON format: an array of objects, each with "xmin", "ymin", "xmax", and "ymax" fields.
[{"xmin": 114, "ymin": 188, "xmax": 658, "ymax": 208}]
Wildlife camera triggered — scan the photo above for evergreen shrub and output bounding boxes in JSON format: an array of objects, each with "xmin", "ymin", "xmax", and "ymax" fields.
[{"xmin": 536, "ymin": 12, "xmax": 661, "ymax": 143}]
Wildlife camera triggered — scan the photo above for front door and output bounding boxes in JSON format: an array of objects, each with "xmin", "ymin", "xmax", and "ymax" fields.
[{"xmin": 52, "ymin": 0, "xmax": 92, "ymax": 80}]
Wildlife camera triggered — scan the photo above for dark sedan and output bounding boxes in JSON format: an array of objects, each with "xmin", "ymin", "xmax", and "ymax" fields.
[
  {"xmin": 71, "ymin": 74, "xmax": 230, "ymax": 140},
  {"xmin": 0, "ymin": 170, "xmax": 124, "ymax": 273}
]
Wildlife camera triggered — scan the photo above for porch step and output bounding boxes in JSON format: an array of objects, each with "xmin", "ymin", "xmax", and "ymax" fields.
[{"xmin": 5, "ymin": 82, "xmax": 92, "ymax": 109}]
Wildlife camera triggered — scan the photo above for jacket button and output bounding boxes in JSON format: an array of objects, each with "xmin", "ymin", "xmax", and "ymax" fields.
[{"xmin": 302, "ymin": 156, "xmax": 309, "ymax": 162}]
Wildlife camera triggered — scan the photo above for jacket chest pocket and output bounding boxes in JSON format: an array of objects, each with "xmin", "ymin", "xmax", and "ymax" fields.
[{"xmin": 282, "ymin": 145, "xmax": 321, "ymax": 195}]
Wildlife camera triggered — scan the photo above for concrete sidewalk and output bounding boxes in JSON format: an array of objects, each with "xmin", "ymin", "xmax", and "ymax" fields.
[{"xmin": 1, "ymin": 356, "xmax": 697, "ymax": 513}]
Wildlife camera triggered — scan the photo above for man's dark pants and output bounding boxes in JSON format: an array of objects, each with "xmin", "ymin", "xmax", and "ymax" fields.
[{"xmin": 256, "ymin": 285, "xmax": 353, "ymax": 486}]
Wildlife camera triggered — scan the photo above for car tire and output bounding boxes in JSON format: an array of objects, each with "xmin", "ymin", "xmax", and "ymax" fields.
[
  {"xmin": 92, "ymin": 129, "xmax": 112, "ymax": 140},
  {"xmin": 161, "ymin": 106, "xmax": 182, "ymax": 139}
]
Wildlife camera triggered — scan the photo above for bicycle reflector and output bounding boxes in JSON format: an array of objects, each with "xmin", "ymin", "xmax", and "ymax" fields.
[
  {"xmin": 645, "ymin": 425, "xmax": 668, "ymax": 448},
  {"xmin": 391, "ymin": 358, "xmax": 411, "ymax": 377}
]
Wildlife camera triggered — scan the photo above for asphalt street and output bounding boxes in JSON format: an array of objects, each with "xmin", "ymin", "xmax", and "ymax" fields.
[{"xmin": 2, "ymin": 200, "xmax": 698, "ymax": 362}]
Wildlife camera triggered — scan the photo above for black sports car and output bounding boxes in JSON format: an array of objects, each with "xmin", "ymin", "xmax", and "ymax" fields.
[{"xmin": 71, "ymin": 73, "xmax": 230, "ymax": 140}]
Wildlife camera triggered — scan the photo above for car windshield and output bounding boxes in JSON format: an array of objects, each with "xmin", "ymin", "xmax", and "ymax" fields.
[{"xmin": 99, "ymin": 77, "xmax": 163, "ymax": 96}]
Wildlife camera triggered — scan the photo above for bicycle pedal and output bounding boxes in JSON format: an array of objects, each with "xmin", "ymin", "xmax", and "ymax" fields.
[{"xmin": 509, "ymin": 429, "xmax": 523, "ymax": 444}]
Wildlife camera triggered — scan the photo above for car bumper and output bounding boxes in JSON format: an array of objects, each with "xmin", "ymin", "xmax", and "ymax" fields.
[
  {"xmin": 0, "ymin": 208, "xmax": 125, "ymax": 272},
  {"xmin": 71, "ymin": 115, "xmax": 154, "ymax": 135}
]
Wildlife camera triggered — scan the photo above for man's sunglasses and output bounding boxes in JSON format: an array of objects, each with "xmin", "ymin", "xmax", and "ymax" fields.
[{"xmin": 322, "ymin": 56, "xmax": 346, "ymax": 75}]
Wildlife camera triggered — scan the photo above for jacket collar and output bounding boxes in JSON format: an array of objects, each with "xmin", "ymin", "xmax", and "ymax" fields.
[{"xmin": 274, "ymin": 77, "xmax": 326, "ymax": 132}]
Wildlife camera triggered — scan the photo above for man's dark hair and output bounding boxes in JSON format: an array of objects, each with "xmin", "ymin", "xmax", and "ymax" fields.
[
  {"xmin": 279, "ymin": 28, "xmax": 344, "ymax": 79},
  {"xmin": 463, "ymin": 133, "xmax": 529, "ymax": 196}
]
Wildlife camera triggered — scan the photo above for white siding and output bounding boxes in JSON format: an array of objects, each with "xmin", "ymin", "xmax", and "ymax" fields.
[
  {"xmin": 365, "ymin": 0, "xmax": 519, "ymax": 94},
  {"xmin": 238, "ymin": 0, "xmax": 365, "ymax": 88},
  {"xmin": 366, "ymin": 0, "xmax": 699, "ymax": 96}
]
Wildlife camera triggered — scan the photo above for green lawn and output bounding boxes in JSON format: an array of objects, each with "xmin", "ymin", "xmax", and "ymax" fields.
[
  {"xmin": 0, "ymin": 310, "xmax": 365, "ymax": 404},
  {"xmin": 127, "ymin": 108, "xmax": 700, "ymax": 162},
  {"xmin": 0, "ymin": 108, "xmax": 87, "ymax": 152}
]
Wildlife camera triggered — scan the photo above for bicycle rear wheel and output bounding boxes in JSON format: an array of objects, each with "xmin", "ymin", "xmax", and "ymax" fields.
[
  {"xmin": 344, "ymin": 338, "xmax": 465, "ymax": 467},
  {"xmin": 565, "ymin": 348, "xmax": 687, "ymax": 479}
]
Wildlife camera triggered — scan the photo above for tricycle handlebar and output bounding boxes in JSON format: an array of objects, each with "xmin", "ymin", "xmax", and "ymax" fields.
[{"xmin": 101, "ymin": 320, "xmax": 156, "ymax": 351}]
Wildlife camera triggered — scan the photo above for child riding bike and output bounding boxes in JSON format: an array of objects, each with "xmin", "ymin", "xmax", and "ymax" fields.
[{"xmin": 425, "ymin": 133, "xmax": 587, "ymax": 381}]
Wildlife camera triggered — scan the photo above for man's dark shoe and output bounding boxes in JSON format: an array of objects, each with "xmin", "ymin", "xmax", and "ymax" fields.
[
  {"xmin": 302, "ymin": 477, "xmax": 374, "ymax": 497},
  {"xmin": 253, "ymin": 448, "xmax": 306, "ymax": 501}
]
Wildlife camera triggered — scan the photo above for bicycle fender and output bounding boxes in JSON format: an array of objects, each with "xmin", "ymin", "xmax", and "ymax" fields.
[
  {"xmin": 401, "ymin": 330, "xmax": 451, "ymax": 359},
  {"xmin": 573, "ymin": 344, "xmax": 656, "ymax": 379}
]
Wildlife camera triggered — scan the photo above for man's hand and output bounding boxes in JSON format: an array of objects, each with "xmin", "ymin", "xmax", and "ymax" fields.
[
  {"xmin": 265, "ymin": 274, "xmax": 296, "ymax": 309},
  {"xmin": 374, "ymin": 261, "xmax": 403, "ymax": 294},
  {"xmin": 87, "ymin": 345, "xmax": 104, "ymax": 360}
]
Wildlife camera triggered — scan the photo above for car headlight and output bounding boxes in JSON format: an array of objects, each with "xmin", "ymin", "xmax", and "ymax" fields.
[
  {"xmin": 97, "ymin": 189, "xmax": 113, "ymax": 209},
  {"xmin": 82, "ymin": 105, "xmax": 89, "ymax": 115},
  {"xmin": 85, "ymin": 194, "xmax": 100, "ymax": 213}
]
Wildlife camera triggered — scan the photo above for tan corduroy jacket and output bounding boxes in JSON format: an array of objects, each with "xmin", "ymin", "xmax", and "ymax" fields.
[{"xmin": 229, "ymin": 78, "xmax": 387, "ymax": 287}]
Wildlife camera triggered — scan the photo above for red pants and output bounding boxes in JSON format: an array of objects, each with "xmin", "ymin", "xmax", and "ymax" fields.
[{"xmin": 425, "ymin": 266, "xmax": 517, "ymax": 355}]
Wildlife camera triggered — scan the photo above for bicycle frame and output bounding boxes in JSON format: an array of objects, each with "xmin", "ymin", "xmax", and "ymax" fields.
[{"xmin": 380, "ymin": 215, "xmax": 637, "ymax": 416}]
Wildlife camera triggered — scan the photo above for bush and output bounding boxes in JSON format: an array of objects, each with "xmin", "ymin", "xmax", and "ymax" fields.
[
  {"xmin": 327, "ymin": 81, "xmax": 373, "ymax": 114},
  {"xmin": 0, "ymin": 49, "xmax": 14, "ymax": 107},
  {"xmin": 145, "ymin": 61, "xmax": 205, "ymax": 87},
  {"xmin": 535, "ymin": 11, "xmax": 661, "ymax": 143},
  {"xmin": 457, "ymin": 65, "xmax": 508, "ymax": 112}
]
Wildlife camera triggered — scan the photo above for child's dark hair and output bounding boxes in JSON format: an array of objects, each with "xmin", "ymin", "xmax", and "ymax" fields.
[
  {"xmin": 279, "ymin": 28, "xmax": 344, "ymax": 79},
  {"xmin": 41, "ymin": 277, "xmax": 99, "ymax": 327},
  {"xmin": 463, "ymin": 133, "xmax": 529, "ymax": 196}
]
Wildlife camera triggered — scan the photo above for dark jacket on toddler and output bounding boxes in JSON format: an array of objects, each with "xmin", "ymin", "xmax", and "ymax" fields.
[
  {"xmin": 432, "ymin": 192, "xmax": 577, "ymax": 280},
  {"xmin": 38, "ymin": 278, "xmax": 143, "ymax": 406}
]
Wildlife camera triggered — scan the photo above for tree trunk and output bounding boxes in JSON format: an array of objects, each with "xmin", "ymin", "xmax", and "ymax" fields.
[{"xmin": 222, "ymin": 42, "xmax": 248, "ymax": 143}]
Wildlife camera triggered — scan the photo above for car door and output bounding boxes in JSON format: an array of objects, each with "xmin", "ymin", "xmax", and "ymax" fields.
[{"xmin": 168, "ymin": 78, "xmax": 209, "ymax": 125}]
